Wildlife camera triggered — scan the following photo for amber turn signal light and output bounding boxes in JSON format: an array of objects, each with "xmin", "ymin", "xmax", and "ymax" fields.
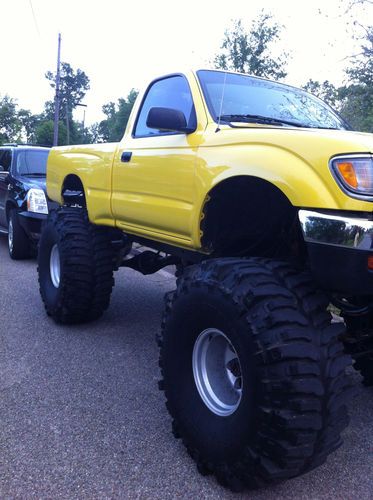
[
  {"xmin": 331, "ymin": 156, "xmax": 373, "ymax": 196},
  {"xmin": 335, "ymin": 162, "xmax": 358, "ymax": 189}
]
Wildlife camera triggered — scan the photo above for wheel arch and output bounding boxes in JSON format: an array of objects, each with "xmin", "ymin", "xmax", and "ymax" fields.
[
  {"xmin": 5, "ymin": 200, "xmax": 18, "ymax": 222},
  {"xmin": 200, "ymin": 175, "xmax": 304, "ymax": 258},
  {"xmin": 61, "ymin": 174, "xmax": 87, "ymax": 207}
]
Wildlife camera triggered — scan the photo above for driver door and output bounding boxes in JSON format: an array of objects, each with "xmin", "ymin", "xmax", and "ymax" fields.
[{"xmin": 111, "ymin": 75, "xmax": 201, "ymax": 247}]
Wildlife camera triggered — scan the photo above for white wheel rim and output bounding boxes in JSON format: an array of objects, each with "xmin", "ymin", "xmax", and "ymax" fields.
[
  {"xmin": 192, "ymin": 328, "xmax": 243, "ymax": 417},
  {"xmin": 50, "ymin": 244, "xmax": 61, "ymax": 288}
]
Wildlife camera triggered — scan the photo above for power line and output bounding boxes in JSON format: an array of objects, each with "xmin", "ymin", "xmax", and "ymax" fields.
[{"xmin": 28, "ymin": 0, "xmax": 41, "ymax": 37}]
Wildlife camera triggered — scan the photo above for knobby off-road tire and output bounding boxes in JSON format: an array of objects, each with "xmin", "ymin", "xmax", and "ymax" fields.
[
  {"xmin": 158, "ymin": 258, "xmax": 353, "ymax": 491},
  {"xmin": 38, "ymin": 207, "xmax": 115, "ymax": 324},
  {"xmin": 8, "ymin": 209, "xmax": 30, "ymax": 260}
]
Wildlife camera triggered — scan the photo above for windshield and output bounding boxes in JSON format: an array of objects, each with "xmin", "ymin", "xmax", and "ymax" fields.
[
  {"xmin": 15, "ymin": 150, "xmax": 49, "ymax": 176},
  {"xmin": 197, "ymin": 70, "xmax": 347, "ymax": 130}
]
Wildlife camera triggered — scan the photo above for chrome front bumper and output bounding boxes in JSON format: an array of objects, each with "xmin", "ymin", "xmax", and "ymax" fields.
[{"xmin": 298, "ymin": 210, "xmax": 373, "ymax": 251}]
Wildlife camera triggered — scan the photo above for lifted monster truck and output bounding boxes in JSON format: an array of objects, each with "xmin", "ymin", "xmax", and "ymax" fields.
[{"xmin": 38, "ymin": 70, "xmax": 373, "ymax": 491}]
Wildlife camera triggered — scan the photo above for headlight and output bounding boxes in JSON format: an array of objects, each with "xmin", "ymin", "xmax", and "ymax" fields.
[
  {"xmin": 331, "ymin": 154, "xmax": 373, "ymax": 197},
  {"xmin": 27, "ymin": 188, "xmax": 48, "ymax": 214}
]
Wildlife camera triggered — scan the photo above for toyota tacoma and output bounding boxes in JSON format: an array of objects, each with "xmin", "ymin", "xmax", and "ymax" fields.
[{"xmin": 37, "ymin": 69, "xmax": 373, "ymax": 491}]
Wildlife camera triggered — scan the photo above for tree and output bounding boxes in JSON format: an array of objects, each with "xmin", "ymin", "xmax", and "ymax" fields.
[
  {"xmin": 98, "ymin": 89, "xmax": 138, "ymax": 142},
  {"xmin": 87, "ymin": 123, "xmax": 102, "ymax": 143},
  {"xmin": 213, "ymin": 13, "xmax": 289, "ymax": 80},
  {"xmin": 346, "ymin": 0, "xmax": 373, "ymax": 8},
  {"xmin": 0, "ymin": 95, "xmax": 22, "ymax": 144},
  {"xmin": 45, "ymin": 62, "xmax": 90, "ymax": 120},
  {"xmin": 301, "ymin": 15, "xmax": 373, "ymax": 132},
  {"xmin": 17, "ymin": 109, "xmax": 42, "ymax": 144},
  {"xmin": 37, "ymin": 62, "xmax": 92, "ymax": 145},
  {"xmin": 339, "ymin": 24, "xmax": 373, "ymax": 131},
  {"xmin": 34, "ymin": 120, "xmax": 67, "ymax": 146}
]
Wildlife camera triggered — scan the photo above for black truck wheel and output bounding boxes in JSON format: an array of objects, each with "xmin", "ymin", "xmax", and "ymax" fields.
[
  {"xmin": 158, "ymin": 258, "xmax": 352, "ymax": 491},
  {"xmin": 8, "ymin": 209, "xmax": 30, "ymax": 260},
  {"xmin": 38, "ymin": 207, "xmax": 115, "ymax": 324}
]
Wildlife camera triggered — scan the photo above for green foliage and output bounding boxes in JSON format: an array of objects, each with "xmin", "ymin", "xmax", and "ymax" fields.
[
  {"xmin": 214, "ymin": 13, "xmax": 289, "ymax": 80},
  {"xmin": 0, "ymin": 95, "xmax": 22, "ymax": 144},
  {"xmin": 36, "ymin": 62, "xmax": 92, "ymax": 145},
  {"xmin": 339, "ymin": 25, "xmax": 373, "ymax": 131},
  {"xmin": 302, "ymin": 25, "xmax": 373, "ymax": 132},
  {"xmin": 87, "ymin": 123, "xmax": 102, "ymax": 143},
  {"xmin": 98, "ymin": 89, "xmax": 138, "ymax": 142},
  {"xmin": 34, "ymin": 119, "xmax": 95, "ymax": 147},
  {"xmin": 17, "ymin": 109, "xmax": 43, "ymax": 144},
  {"xmin": 69, "ymin": 121, "xmax": 95, "ymax": 145},
  {"xmin": 45, "ymin": 62, "xmax": 90, "ymax": 119},
  {"xmin": 34, "ymin": 120, "xmax": 66, "ymax": 146},
  {"xmin": 339, "ymin": 84, "xmax": 373, "ymax": 131},
  {"xmin": 0, "ymin": 62, "xmax": 93, "ymax": 147}
]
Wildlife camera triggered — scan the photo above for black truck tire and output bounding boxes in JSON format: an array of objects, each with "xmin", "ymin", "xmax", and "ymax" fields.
[
  {"xmin": 158, "ymin": 258, "xmax": 352, "ymax": 491},
  {"xmin": 8, "ymin": 209, "xmax": 30, "ymax": 260},
  {"xmin": 38, "ymin": 207, "xmax": 115, "ymax": 324}
]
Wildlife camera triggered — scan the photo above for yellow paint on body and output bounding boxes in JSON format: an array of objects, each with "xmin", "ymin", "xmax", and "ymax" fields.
[{"xmin": 46, "ymin": 70, "xmax": 373, "ymax": 251}]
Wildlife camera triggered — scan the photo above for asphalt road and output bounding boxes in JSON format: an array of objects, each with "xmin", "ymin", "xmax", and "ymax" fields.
[{"xmin": 1, "ymin": 234, "xmax": 373, "ymax": 500}]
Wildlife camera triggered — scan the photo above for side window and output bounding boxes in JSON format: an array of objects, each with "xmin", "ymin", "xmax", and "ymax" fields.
[
  {"xmin": 0, "ymin": 150, "xmax": 11, "ymax": 171},
  {"xmin": 134, "ymin": 75, "xmax": 196, "ymax": 138}
]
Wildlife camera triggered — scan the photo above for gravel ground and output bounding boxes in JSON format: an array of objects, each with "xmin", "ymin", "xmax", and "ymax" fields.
[{"xmin": 0, "ymin": 234, "xmax": 373, "ymax": 499}]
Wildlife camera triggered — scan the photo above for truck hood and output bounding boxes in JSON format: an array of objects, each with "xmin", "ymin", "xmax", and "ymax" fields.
[
  {"xmin": 17, "ymin": 175, "xmax": 47, "ymax": 192},
  {"xmin": 213, "ymin": 125, "xmax": 373, "ymax": 158}
]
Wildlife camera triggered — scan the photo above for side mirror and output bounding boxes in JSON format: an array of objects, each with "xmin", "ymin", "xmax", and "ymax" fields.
[
  {"xmin": 146, "ymin": 107, "xmax": 196, "ymax": 134},
  {"xmin": 0, "ymin": 165, "xmax": 7, "ymax": 173}
]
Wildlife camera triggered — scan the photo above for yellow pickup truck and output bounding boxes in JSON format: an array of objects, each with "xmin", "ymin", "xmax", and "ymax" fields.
[{"xmin": 38, "ymin": 69, "xmax": 373, "ymax": 491}]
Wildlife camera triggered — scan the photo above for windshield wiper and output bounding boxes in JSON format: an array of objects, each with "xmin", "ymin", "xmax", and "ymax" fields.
[
  {"xmin": 218, "ymin": 114, "xmax": 308, "ymax": 128},
  {"xmin": 23, "ymin": 172, "xmax": 46, "ymax": 177},
  {"xmin": 218, "ymin": 114, "xmax": 342, "ymax": 130}
]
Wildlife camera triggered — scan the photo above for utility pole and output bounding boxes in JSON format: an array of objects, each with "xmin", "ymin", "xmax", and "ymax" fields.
[
  {"xmin": 66, "ymin": 102, "xmax": 70, "ymax": 145},
  {"xmin": 53, "ymin": 33, "xmax": 61, "ymax": 146}
]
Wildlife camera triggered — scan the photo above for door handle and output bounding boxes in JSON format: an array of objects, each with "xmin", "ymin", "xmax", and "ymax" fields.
[{"xmin": 121, "ymin": 151, "xmax": 132, "ymax": 163}]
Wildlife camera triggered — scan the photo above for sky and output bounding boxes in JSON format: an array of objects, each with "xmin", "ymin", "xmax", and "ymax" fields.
[{"xmin": 0, "ymin": 0, "xmax": 372, "ymax": 125}]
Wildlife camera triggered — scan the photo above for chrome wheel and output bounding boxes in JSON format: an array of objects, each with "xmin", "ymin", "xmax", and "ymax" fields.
[
  {"xmin": 8, "ymin": 219, "xmax": 13, "ymax": 254},
  {"xmin": 192, "ymin": 328, "xmax": 243, "ymax": 417},
  {"xmin": 50, "ymin": 244, "xmax": 61, "ymax": 288}
]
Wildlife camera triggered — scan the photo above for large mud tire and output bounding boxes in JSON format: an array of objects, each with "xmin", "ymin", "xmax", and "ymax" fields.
[
  {"xmin": 38, "ymin": 207, "xmax": 115, "ymax": 324},
  {"xmin": 158, "ymin": 258, "xmax": 353, "ymax": 491}
]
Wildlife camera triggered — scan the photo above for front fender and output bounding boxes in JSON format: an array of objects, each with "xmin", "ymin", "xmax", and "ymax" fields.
[
  {"xmin": 193, "ymin": 141, "xmax": 373, "ymax": 248},
  {"xmin": 197, "ymin": 144, "xmax": 341, "ymax": 210}
]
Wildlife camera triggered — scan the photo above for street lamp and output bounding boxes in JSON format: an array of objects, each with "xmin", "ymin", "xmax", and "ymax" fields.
[{"xmin": 76, "ymin": 103, "xmax": 87, "ymax": 129}]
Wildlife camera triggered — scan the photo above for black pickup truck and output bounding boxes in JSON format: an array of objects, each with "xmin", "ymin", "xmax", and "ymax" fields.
[{"xmin": 0, "ymin": 144, "xmax": 53, "ymax": 259}]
